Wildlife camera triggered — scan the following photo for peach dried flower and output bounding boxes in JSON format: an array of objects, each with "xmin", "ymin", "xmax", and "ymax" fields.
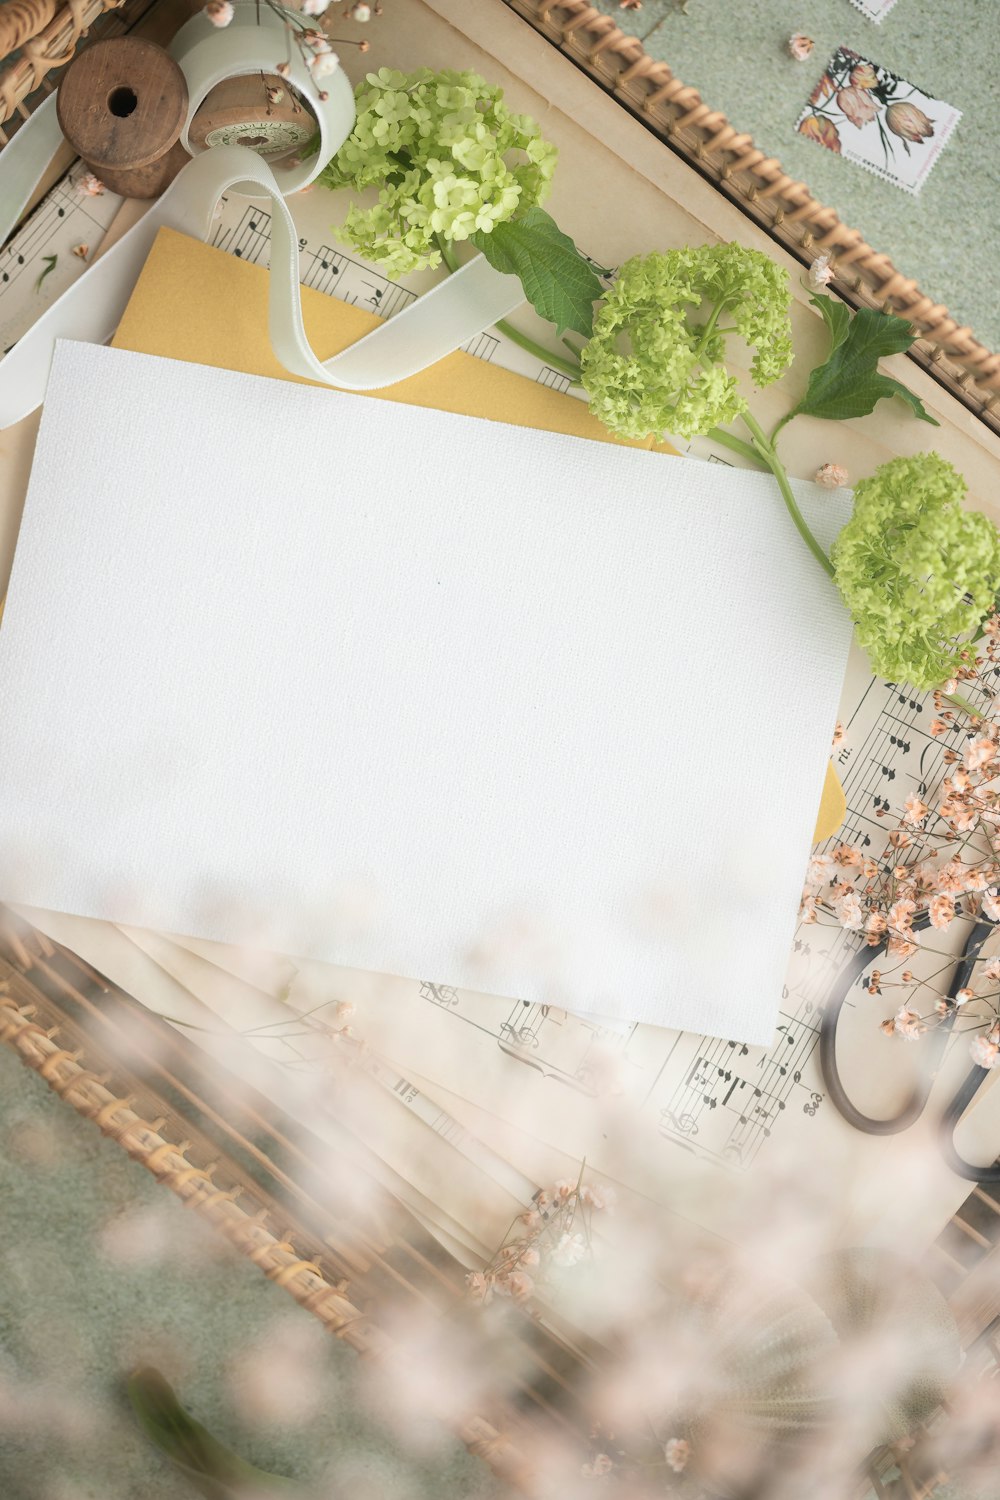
[
  {"xmin": 903, "ymin": 793, "xmax": 929, "ymax": 825},
  {"xmin": 204, "ymin": 0, "xmax": 234, "ymax": 24},
  {"xmin": 970, "ymin": 1035, "xmax": 1000, "ymax": 1069},
  {"xmin": 965, "ymin": 735, "xmax": 998, "ymax": 771},
  {"xmin": 893, "ymin": 1006, "xmax": 925, "ymax": 1040},
  {"xmin": 665, "ymin": 1438, "xmax": 691, "ymax": 1473},
  {"xmin": 929, "ymin": 894, "xmax": 956, "ymax": 930}
]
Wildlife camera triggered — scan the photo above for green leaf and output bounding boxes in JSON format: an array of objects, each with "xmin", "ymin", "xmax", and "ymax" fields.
[
  {"xmin": 34, "ymin": 254, "xmax": 57, "ymax": 293},
  {"xmin": 809, "ymin": 292, "xmax": 851, "ymax": 357},
  {"xmin": 791, "ymin": 296, "xmax": 939, "ymax": 426},
  {"xmin": 126, "ymin": 1368, "xmax": 300, "ymax": 1498},
  {"xmin": 470, "ymin": 207, "xmax": 604, "ymax": 338}
]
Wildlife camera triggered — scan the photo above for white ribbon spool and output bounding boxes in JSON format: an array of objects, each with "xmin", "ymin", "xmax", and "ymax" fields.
[
  {"xmin": 0, "ymin": 1, "xmax": 526, "ymax": 429},
  {"xmin": 169, "ymin": 2, "xmax": 355, "ymax": 194}
]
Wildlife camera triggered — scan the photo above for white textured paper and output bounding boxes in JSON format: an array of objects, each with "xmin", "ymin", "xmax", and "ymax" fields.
[{"xmin": 0, "ymin": 342, "xmax": 853, "ymax": 1042}]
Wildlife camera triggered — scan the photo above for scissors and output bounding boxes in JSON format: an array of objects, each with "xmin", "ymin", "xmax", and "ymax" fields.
[{"xmin": 819, "ymin": 915, "xmax": 1000, "ymax": 1182}]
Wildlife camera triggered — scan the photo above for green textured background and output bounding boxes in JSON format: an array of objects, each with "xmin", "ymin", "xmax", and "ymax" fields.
[
  {"xmin": 590, "ymin": 0, "xmax": 1000, "ymax": 353},
  {"xmin": 0, "ymin": 1046, "xmax": 510, "ymax": 1500}
]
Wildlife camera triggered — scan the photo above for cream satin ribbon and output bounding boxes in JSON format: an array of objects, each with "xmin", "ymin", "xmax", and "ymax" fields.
[{"xmin": 0, "ymin": 4, "xmax": 526, "ymax": 429}]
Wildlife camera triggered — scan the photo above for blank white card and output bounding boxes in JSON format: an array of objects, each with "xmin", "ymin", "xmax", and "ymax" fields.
[{"xmin": 0, "ymin": 342, "xmax": 853, "ymax": 1042}]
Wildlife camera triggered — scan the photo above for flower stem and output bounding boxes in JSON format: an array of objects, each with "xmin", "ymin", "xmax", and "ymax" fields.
[
  {"xmin": 434, "ymin": 233, "xmax": 583, "ymax": 384},
  {"xmin": 943, "ymin": 691, "xmax": 983, "ymax": 720},
  {"xmin": 494, "ymin": 318, "xmax": 583, "ymax": 381},
  {"xmin": 739, "ymin": 410, "xmax": 835, "ymax": 580},
  {"xmin": 706, "ymin": 427, "xmax": 761, "ymax": 466}
]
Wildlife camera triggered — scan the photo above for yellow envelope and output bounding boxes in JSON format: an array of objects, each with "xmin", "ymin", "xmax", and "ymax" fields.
[
  {"xmin": 111, "ymin": 226, "xmax": 843, "ymax": 844},
  {"xmin": 113, "ymin": 227, "xmax": 673, "ymax": 450}
]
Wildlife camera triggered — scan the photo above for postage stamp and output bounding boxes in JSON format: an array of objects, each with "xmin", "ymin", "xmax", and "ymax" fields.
[
  {"xmin": 849, "ymin": 0, "xmax": 899, "ymax": 22},
  {"xmin": 795, "ymin": 46, "xmax": 961, "ymax": 194}
]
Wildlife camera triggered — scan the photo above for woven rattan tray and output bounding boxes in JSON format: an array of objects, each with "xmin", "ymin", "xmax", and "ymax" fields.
[{"xmin": 0, "ymin": 909, "xmax": 592, "ymax": 1492}]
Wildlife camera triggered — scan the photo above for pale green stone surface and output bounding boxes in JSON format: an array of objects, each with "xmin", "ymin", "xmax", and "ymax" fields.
[
  {"xmin": 589, "ymin": 0, "xmax": 1000, "ymax": 351},
  {"xmin": 0, "ymin": 1045, "xmax": 510, "ymax": 1500}
]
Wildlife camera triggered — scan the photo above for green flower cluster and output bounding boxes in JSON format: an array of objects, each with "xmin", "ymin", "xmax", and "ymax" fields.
[
  {"xmin": 831, "ymin": 453, "xmax": 1000, "ymax": 690},
  {"xmin": 580, "ymin": 245, "xmax": 793, "ymax": 441},
  {"xmin": 320, "ymin": 67, "xmax": 557, "ymax": 275}
]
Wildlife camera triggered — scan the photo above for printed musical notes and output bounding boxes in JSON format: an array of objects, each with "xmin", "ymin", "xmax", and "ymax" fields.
[
  {"xmin": 0, "ymin": 163, "xmax": 123, "ymax": 356},
  {"xmin": 211, "ymin": 202, "xmax": 419, "ymax": 320},
  {"xmin": 656, "ymin": 1000, "xmax": 822, "ymax": 1168}
]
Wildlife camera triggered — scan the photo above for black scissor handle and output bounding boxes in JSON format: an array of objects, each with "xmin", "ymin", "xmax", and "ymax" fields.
[
  {"xmin": 819, "ymin": 919, "xmax": 999, "ymax": 1175},
  {"xmin": 939, "ymin": 1063, "xmax": 1000, "ymax": 1182},
  {"xmin": 819, "ymin": 914, "xmax": 949, "ymax": 1136}
]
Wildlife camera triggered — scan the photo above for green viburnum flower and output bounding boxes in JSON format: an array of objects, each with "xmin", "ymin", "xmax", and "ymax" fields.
[
  {"xmin": 831, "ymin": 453, "xmax": 1000, "ymax": 691},
  {"xmin": 580, "ymin": 245, "xmax": 793, "ymax": 441},
  {"xmin": 320, "ymin": 67, "xmax": 558, "ymax": 275}
]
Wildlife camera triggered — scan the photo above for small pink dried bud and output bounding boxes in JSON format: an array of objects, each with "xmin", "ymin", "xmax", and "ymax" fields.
[
  {"xmin": 266, "ymin": 85, "xmax": 284, "ymax": 104},
  {"xmin": 808, "ymin": 253, "xmax": 835, "ymax": 290},
  {"xmin": 955, "ymin": 987, "xmax": 976, "ymax": 1005},
  {"xmin": 815, "ymin": 462, "xmax": 848, "ymax": 488},
  {"xmin": 619, "ymin": 0, "xmax": 642, "ymax": 8},
  {"xmin": 788, "ymin": 33, "xmax": 814, "ymax": 60},
  {"xmin": 203, "ymin": 0, "xmax": 234, "ymax": 25},
  {"xmin": 275, "ymin": 60, "xmax": 291, "ymax": 77},
  {"xmin": 79, "ymin": 172, "xmax": 104, "ymax": 196},
  {"xmin": 71, "ymin": 243, "xmax": 89, "ymax": 260}
]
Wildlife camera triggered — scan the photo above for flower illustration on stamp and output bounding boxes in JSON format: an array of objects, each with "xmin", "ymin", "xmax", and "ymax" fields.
[
  {"xmin": 798, "ymin": 115, "xmax": 842, "ymax": 153},
  {"xmin": 837, "ymin": 85, "xmax": 878, "ymax": 129},
  {"xmin": 886, "ymin": 101, "xmax": 935, "ymax": 146}
]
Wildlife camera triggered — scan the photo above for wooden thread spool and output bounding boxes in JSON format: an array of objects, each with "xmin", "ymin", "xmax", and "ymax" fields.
[
  {"xmin": 188, "ymin": 73, "xmax": 318, "ymax": 165},
  {"xmin": 56, "ymin": 37, "xmax": 190, "ymax": 200}
]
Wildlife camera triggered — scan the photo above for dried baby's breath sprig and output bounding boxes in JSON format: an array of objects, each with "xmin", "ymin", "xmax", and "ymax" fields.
[
  {"xmin": 801, "ymin": 639, "xmax": 1000, "ymax": 1072},
  {"xmin": 466, "ymin": 1165, "xmax": 613, "ymax": 1308},
  {"xmin": 200, "ymin": 0, "xmax": 381, "ymax": 83}
]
